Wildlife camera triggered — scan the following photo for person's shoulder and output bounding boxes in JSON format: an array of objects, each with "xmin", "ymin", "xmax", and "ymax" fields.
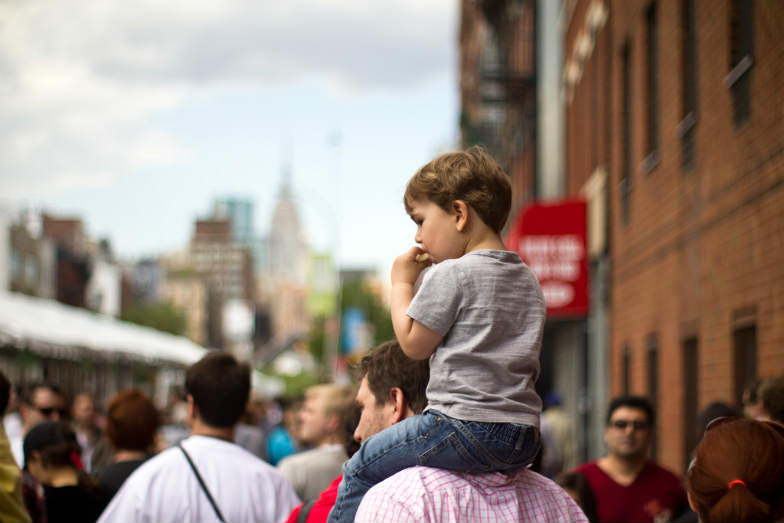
[
  {"xmin": 645, "ymin": 460, "xmax": 684, "ymax": 484},
  {"xmin": 572, "ymin": 460, "xmax": 599, "ymax": 474}
]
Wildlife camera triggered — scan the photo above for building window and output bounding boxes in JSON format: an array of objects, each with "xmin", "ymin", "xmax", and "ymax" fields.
[
  {"xmin": 620, "ymin": 42, "xmax": 632, "ymax": 225},
  {"xmin": 733, "ymin": 324, "xmax": 757, "ymax": 408},
  {"xmin": 726, "ymin": 0, "xmax": 754, "ymax": 127},
  {"xmin": 643, "ymin": 2, "xmax": 659, "ymax": 172},
  {"xmin": 679, "ymin": 0, "xmax": 697, "ymax": 171},
  {"xmin": 622, "ymin": 343, "xmax": 631, "ymax": 395},
  {"xmin": 682, "ymin": 336, "xmax": 699, "ymax": 469},
  {"xmin": 647, "ymin": 333, "xmax": 659, "ymax": 460}
]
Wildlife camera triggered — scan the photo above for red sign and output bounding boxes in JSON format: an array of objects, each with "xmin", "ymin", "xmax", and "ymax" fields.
[{"xmin": 505, "ymin": 200, "xmax": 589, "ymax": 317}]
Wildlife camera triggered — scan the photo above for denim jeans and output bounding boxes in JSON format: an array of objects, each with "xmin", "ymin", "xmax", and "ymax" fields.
[{"xmin": 326, "ymin": 409, "xmax": 540, "ymax": 523}]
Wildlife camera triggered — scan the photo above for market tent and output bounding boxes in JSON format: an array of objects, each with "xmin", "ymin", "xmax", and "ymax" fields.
[{"xmin": 0, "ymin": 290, "xmax": 207, "ymax": 366}]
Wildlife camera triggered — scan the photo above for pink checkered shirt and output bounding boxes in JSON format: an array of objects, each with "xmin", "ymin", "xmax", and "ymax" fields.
[{"xmin": 355, "ymin": 466, "xmax": 589, "ymax": 523}]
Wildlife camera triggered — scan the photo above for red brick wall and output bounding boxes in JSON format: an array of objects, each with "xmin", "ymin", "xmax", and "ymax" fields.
[{"xmin": 567, "ymin": 0, "xmax": 783, "ymax": 474}]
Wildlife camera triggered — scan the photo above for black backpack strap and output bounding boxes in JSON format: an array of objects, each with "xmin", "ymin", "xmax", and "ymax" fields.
[
  {"xmin": 177, "ymin": 443, "xmax": 225, "ymax": 522},
  {"xmin": 296, "ymin": 499, "xmax": 317, "ymax": 523}
]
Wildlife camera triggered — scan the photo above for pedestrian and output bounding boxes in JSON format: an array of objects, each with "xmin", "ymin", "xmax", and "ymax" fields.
[
  {"xmin": 351, "ymin": 341, "xmax": 587, "ymax": 523},
  {"xmin": 277, "ymin": 384, "xmax": 356, "ymax": 502},
  {"xmin": 0, "ymin": 370, "xmax": 30, "ymax": 523},
  {"xmin": 555, "ymin": 472, "xmax": 600, "ymax": 523},
  {"xmin": 23, "ymin": 420, "xmax": 107, "ymax": 523},
  {"xmin": 70, "ymin": 392, "xmax": 102, "ymax": 471},
  {"xmin": 686, "ymin": 417, "xmax": 784, "ymax": 522},
  {"xmin": 572, "ymin": 396, "xmax": 687, "ymax": 522},
  {"xmin": 98, "ymin": 351, "xmax": 299, "ymax": 523},
  {"xmin": 329, "ymin": 146, "xmax": 546, "ymax": 522},
  {"xmin": 92, "ymin": 388, "xmax": 159, "ymax": 500}
]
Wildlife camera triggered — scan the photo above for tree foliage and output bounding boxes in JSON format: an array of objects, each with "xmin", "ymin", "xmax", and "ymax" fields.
[{"xmin": 122, "ymin": 301, "xmax": 187, "ymax": 336}]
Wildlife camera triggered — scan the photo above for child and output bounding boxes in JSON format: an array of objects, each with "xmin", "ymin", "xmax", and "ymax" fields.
[{"xmin": 328, "ymin": 146, "xmax": 546, "ymax": 522}]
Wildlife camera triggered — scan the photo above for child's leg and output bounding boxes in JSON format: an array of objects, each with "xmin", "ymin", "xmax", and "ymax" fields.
[{"xmin": 328, "ymin": 411, "xmax": 464, "ymax": 523}]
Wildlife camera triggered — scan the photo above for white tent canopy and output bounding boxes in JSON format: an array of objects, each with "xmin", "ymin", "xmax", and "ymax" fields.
[{"xmin": 0, "ymin": 290, "xmax": 207, "ymax": 366}]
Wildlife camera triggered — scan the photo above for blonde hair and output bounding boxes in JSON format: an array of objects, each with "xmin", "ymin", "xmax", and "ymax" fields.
[
  {"xmin": 305, "ymin": 384, "xmax": 356, "ymax": 417},
  {"xmin": 404, "ymin": 146, "xmax": 512, "ymax": 233}
]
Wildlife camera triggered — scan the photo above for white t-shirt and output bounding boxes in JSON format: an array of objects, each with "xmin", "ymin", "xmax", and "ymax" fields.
[{"xmin": 97, "ymin": 434, "xmax": 300, "ymax": 523}]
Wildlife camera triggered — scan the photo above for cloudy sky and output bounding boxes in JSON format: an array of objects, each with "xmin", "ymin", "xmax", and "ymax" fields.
[{"xmin": 0, "ymin": 0, "xmax": 459, "ymax": 275}]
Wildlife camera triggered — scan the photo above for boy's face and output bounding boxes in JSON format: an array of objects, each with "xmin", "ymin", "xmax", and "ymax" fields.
[{"xmin": 408, "ymin": 198, "xmax": 464, "ymax": 263}]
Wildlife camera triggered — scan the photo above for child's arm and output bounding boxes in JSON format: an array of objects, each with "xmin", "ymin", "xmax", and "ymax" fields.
[{"xmin": 391, "ymin": 247, "xmax": 443, "ymax": 360}]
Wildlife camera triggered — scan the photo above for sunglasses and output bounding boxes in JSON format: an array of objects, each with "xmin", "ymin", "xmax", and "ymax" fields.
[
  {"xmin": 610, "ymin": 419, "xmax": 650, "ymax": 431},
  {"xmin": 36, "ymin": 406, "xmax": 69, "ymax": 417}
]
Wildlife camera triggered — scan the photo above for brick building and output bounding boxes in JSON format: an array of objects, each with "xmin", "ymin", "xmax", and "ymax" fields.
[{"xmin": 565, "ymin": 0, "xmax": 784, "ymax": 473}]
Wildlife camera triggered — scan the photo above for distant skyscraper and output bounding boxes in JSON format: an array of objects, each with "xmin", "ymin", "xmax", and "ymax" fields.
[{"xmin": 268, "ymin": 169, "xmax": 307, "ymax": 286}]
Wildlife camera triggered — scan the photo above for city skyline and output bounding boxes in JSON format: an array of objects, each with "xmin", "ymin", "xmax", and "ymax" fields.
[{"xmin": 0, "ymin": 1, "xmax": 459, "ymax": 275}]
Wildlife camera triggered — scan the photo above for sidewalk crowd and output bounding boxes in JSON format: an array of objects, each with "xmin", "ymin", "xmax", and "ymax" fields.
[{"xmin": 2, "ymin": 147, "xmax": 782, "ymax": 523}]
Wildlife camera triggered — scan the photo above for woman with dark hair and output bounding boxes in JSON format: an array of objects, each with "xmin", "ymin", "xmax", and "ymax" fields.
[
  {"xmin": 93, "ymin": 389, "xmax": 159, "ymax": 500},
  {"xmin": 555, "ymin": 472, "xmax": 600, "ymax": 523},
  {"xmin": 23, "ymin": 420, "xmax": 106, "ymax": 523},
  {"xmin": 687, "ymin": 417, "xmax": 784, "ymax": 522}
]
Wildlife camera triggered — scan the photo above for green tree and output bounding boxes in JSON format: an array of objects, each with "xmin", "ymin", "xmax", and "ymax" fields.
[{"xmin": 122, "ymin": 301, "xmax": 187, "ymax": 336}]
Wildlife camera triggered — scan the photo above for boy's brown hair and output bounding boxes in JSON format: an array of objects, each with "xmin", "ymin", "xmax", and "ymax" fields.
[{"xmin": 404, "ymin": 146, "xmax": 512, "ymax": 233}]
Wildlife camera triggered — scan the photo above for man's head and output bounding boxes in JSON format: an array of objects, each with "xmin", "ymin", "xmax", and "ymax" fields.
[
  {"xmin": 404, "ymin": 146, "xmax": 511, "ymax": 235},
  {"xmin": 760, "ymin": 374, "xmax": 784, "ymax": 423},
  {"xmin": 604, "ymin": 396, "xmax": 655, "ymax": 460},
  {"xmin": 0, "ymin": 370, "xmax": 10, "ymax": 415},
  {"xmin": 20, "ymin": 383, "xmax": 68, "ymax": 431},
  {"xmin": 105, "ymin": 388, "xmax": 160, "ymax": 452},
  {"xmin": 71, "ymin": 393, "xmax": 96, "ymax": 427},
  {"xmin": 297, "ymin": 384, "xmax": 356, "ymax": 447},
  {"xmin": 353, "ymin": 340, "xmax": 430, "ymax": 444},
  {"xmin": 185, "ymin": 351, "xmax": 250, "ymax": 428}
]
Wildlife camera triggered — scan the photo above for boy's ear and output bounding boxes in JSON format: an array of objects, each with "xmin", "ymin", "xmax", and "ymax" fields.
[{"xmin": 453, "ymin": 200, "xmax": 469, "ymax": 231}]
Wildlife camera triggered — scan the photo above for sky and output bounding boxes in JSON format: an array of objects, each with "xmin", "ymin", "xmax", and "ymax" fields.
[{"xmin": 0, "ymin": 0, "xmax": 459, "ymax": 277}]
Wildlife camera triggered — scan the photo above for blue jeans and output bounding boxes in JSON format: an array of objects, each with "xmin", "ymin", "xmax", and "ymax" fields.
[{"xmin": 326, "ymin": 409, "xmax": 540, "ymax": 523}]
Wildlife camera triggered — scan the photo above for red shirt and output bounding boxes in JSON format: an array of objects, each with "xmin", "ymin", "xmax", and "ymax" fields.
[
  {"xmin": 285, "ymin": 475, "xmax": 341, "ymax": 523},
  {"xmin": 573, "ymin": 461, "xmax": 687, "ymax": 523}
]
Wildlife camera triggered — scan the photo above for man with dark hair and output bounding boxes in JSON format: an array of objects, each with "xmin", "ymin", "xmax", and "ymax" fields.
[
  {"xmin": 0, "ymin": 370, "xmax": 31, "ymax": 522},
  {"xmin": 572, "ymin": 395, "xmax": 687, "ymax": 523},
  {"xmin": 98, "ymin": 352, "xmax": 299, "ymax": 523},
  {"xmin": 10, "ymin": 383, "xmax": 68, "ymax": 467},
  {"xmin": 289, "ymin": 341, "xmax": 587, "ymax": 523},
  {"xmin": 759, "ymin": 374, "xmax": 784, "ymax": 424}
]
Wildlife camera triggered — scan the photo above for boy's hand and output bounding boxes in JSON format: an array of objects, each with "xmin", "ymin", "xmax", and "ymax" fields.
[{"xmin": 391, "ymin": 247, "xmax": 430, "ymax": 285}]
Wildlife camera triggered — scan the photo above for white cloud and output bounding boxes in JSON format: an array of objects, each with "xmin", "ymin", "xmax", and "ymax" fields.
[{"xmin": 0, "ymin": 0, "xmax": 455, "ymax": 198}]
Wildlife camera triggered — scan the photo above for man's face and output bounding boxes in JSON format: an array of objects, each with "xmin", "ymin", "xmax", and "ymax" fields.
[
  {"xmin": 353, "ymin": 376, "xmax": 396, "ymax": 444},
  {"xmin": 24, "ymin": 388, "xmax": 68, "ymax": 429},
  {"xmin": 297, "ymin": 394, "xmax": 329, "ymax": 446},
  {"xmin": 71, "ymin": 394, "xmax": 95, "ymax": 424},
  {"xmin": 604, "ymin": 406, "xmax": 652, "ymax": 460}
]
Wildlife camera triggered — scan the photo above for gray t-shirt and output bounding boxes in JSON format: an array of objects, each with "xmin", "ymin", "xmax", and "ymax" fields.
[{"xmin": 407, "ymin": 249, "xmax": 545, "ymax": 426}]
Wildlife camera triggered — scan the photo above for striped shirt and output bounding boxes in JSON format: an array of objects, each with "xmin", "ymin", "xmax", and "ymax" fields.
[{"xmin": 355, "ymin": 466, "xmax": 589, "ymax": 523}]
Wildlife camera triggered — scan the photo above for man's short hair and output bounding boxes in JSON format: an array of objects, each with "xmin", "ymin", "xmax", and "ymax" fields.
[
  {"xmin": 105, "ymin": 389, "xmax": 160, "ymax": 451},
  {"xmin": 185, "ymin": 351, "xmax": 250, "ymax": 428},
  {"xmin": 760, "ymin": 374, "xmax": 784, "ymax": 423},
  {"xmin": 305, "ymin": 384, "xmax": 356, "ymax": 416},
  {"xmin": 356, "ymin": 340, "xmax": 430, "ymax": 414},
  {"xmin": 21, "ymin": 382, "xmax": 66, "ymax": 405},
  {"xmin": 606, "ymin": 395, "xmax": 655, "ymax": 426},
  {"xmin": 0, "ymin": 370, "xmax": 10, "ymax": 414},
  {"xmin": 404, "ymin": 145, "xmax": 512, "ymax": 233}
]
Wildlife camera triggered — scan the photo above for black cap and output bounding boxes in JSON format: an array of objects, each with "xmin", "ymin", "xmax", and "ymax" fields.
[{"xmin": 22, "ymin": 420, "xmax": 77, "ymax": 469}]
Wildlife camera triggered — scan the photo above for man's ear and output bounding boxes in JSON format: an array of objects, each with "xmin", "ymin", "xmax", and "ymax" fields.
[
  {"xmin": 452, "ymin": 200, "xmax": 469, "ymax": 232},
  {"xmin": 388, "ymin": 387, "xmax": 407, "ymax": 423}
]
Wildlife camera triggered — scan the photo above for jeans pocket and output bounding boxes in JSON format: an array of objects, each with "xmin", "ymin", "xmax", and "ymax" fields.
[{"xmin": 417, "ymin": 431, "xmax": 487, "ymax": 471}]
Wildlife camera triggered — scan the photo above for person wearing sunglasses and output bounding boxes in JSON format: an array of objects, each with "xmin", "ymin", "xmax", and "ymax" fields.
[
  {"xmin": 686, "ymin": 416, "xmax": 784, "ymax": 522},
  {"xmin": 9, "ymin": 383, "xmax": 68, "ymax": 469},
  {"xmin": 572, "ymin": 396, "xmax": 687, "ymax": 522}
]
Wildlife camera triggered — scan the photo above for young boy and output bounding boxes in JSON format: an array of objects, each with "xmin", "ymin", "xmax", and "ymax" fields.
[{"xmin": 327, "ymin": 146, "xmax": 546, "ymax": 523}]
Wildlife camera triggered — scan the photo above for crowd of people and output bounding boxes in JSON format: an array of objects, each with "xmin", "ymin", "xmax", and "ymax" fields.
[{"xmin": 2, "ymin": 147, "xmax": 783, "ymax": 522}]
